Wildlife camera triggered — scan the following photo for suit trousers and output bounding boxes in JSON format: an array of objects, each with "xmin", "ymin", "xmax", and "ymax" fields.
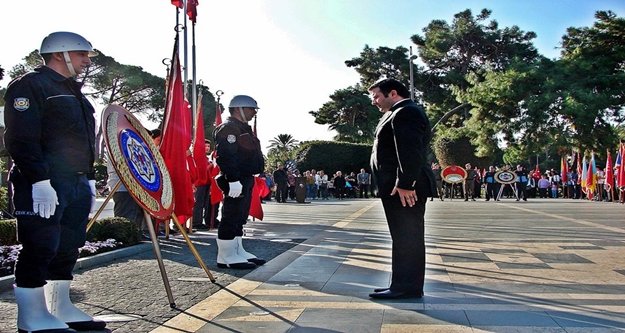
[{"xmin": 381, "ymin": 194, "xmax": 426, "ymax": 293}]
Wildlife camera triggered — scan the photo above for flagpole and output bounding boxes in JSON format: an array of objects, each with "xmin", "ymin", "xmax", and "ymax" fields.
[
  {"xmin": 182, "ymin": 0, "xmax": 189, "ymax": 99},
  {"xmin": 191, "ymin": 21, "xmax": 197, "ymax": 145}
]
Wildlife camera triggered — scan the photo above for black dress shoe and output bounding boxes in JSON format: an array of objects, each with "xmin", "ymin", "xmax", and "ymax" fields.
[
  {"xmin": 373, "ymin": 287, "xmax": 389, "ymax": 293},
  {"xmin": 369, "ymin": 289, "xmax": 423, "ymax": 299},
  {"xmin": 217, "ymin": 261, "xmax": 257, "ymax": 269},
  {"xmin": 67, "ymin": 319, "xmax": 107, "ymax": 331},
  {"xmin": 248, "ymin": 257, "xmax": 266, "ymax": 266},
  {"xmin": 18, "ymin": 329, "xmax": 77, "ymax": 333}
]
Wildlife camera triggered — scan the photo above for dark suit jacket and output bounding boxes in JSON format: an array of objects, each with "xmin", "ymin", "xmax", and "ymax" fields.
[{"xmin": 370, "ymin": 99, "xmax": 436, "ymax": 199}]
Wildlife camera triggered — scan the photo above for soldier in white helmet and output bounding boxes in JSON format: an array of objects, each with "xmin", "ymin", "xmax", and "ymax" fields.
[
  {"xmin": 213, "ymin": 95, "xmax": 266, "ymax": 269},
  {"xmin": 3, "ymin": 31, "xmax": 106, "ymax": 332}
]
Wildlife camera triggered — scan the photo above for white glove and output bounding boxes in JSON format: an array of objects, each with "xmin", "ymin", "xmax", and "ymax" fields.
[
  {"xmin": 228, "ymin": 181, "xmax": 242, "ymax": 198},
  {"xmin": 89, "ymin": 180, "xmax": 97, "ymax": 213},
  {"xmin": 32, "ymin": 180, "xmax": 58, "ymax": 219}
]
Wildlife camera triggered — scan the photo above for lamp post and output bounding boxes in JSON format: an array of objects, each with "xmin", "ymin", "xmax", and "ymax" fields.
[{"xmin": 409, "ymin": 46, "xmax": 418, "ymax": 101}]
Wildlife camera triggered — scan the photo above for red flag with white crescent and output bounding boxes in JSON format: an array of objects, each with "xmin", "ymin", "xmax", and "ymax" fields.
[{"xmin": 160, "ymin": 36, "xmax": 194, "ymax": 222}]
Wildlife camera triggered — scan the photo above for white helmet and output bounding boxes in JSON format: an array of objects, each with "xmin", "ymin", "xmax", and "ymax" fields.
[
  {"xmin": 228, "ymin": 95, "xmax": 259, "ymax": 109},
  {"xmin": 40, "ymin": 31, "xmax": 97, "ymax": 57}
]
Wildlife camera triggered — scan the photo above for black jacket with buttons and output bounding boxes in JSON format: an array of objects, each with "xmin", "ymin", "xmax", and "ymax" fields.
[
  {"xmin": 213, "ymin": 116, "xmax": 264, "ymax": 182},
  {"xmin": 4, "ymin": 66, "xmax": 96, "ymax": 184}
]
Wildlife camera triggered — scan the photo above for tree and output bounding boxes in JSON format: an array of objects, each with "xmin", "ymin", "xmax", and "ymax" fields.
[
  {"xmin": 345, "ymin": 45, "xmax": 411, "ymax": 88},
  {"xmin": 8, "ymin": 50, "xmax": 43, "ymax": 80},
  {"xmin": 89, "ymin": 50, "xmax": 166, "ymax": 122},
  {"xmin": 309, "ymin": 85, "xmax": 378, "ymax": 143},
  {"xmin": 266, "ymin": 134, "xmax": 299, "ymax": 169},
  {"xmin": 464, "ymin": 10, "xmax": 625, "ymax": 163},
  {"xmin": 555, "ymin": 10, "xmax": 625, "ymax": 153}
]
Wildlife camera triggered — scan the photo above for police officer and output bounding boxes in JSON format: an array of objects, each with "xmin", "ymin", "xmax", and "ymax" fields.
[
  {"xmin": 483, "ymin": 165, "xmax": 499, "ymax": 201},
  {"xmin": 515, "ymin": 164, "xmax": 529, "ymax": 201},
  {"xmin": 213, "ymin": 95, "xmax": 266, "ymax": 269},
  {"xmin": 4, "ymin": 32, "xmax": 106, "ymax": 332}
]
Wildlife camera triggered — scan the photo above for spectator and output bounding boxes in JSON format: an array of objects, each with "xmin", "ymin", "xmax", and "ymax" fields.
[
  {"xmin": 537, "ymin": 175, "xmax": 550, "ymax": 198},
  {"xmin": 273, "ymin": 163, "xmax": 288, "ymax": 203},
  {"xmin": 464, "ymin": 163, "xmax": 477, "ymax": 201},
  {"xmin": 357, "ymin": 168, "xmax": 371, "ymax": 199},
  {"xmin": 333, "ymin": 171, "xmax": 347, "ymax": 200},
  {"xmin": 316, "ymin": 170, "xmax": 329, "ymax": 200}
]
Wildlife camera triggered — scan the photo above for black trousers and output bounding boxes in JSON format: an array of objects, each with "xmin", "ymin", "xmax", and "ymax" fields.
[
  {"xmin": 275, "ymin": 182, "xmax": 288, "ymax": 202},
  {"xmin": 485, "ymin": 183, "xmax": 498, "ymax": 200},
  {"xmin": 11, "ymin": 173, "xmax": 91, "ymax": 288},
  {"xmin": 516, "ymin": 183, "xmax": 527, "ymax": 199},
  {"xmin": 218, "ymin": 176, "xmax": 254, "ymax": 240},
  {"xmin": 381, "ymin": 194, "xmax": 426, "ymax": 293},
  {"xmin": 359, "ymin": 184, "xmax": 370, "ymax": 198},
  {"xmin": 193, "ymin": 184, "xmax": 218, "ymax": 227}
]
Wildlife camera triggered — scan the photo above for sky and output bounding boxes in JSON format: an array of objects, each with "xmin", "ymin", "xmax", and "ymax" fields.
[{"xmin": 2, "ymin": 0, "xmax": 624, "ymax": 153}]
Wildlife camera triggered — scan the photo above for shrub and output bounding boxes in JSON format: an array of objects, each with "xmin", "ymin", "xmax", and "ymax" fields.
[
  {"xmin": 294, "ymin": 140, "xmax": 373, "ymax": 174},
  {"xmin": 0, "ymin": 219, "xmax": 17, "ymax": 246},
  {"xmin": 87, "ymin": 216, "xmax": 140, "ymax": 246}
]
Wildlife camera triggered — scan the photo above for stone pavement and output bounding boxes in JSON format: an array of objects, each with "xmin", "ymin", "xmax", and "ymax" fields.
[{"xmin": 2, "ymin": 197, "xmax": 625, "ymax": 332}]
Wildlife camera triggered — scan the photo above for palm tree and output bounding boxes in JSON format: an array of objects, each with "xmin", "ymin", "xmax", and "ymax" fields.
[
  {"xmin": 267, "ymin": 134, "xmax": 299, "ymax": 151},
  {"xmin": 267, "ymin": 134, "xmax": 299, "ymax": 168}
]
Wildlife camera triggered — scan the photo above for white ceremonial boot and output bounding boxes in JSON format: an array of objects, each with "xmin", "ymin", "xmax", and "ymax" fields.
[
  {"xmin": 14, "ymin": 285, "xmax": 75, "ymax": 333},
  {"xmin": 216, "ymin": 238, "xmax": 256, "ymax": 269},
  {"xmin": 44, "ymin": 280, "xmax": 106, "ymax": 331},
  {"xmin": 236, "ymin": 236, "xmax": 266, "ymax": 266}
]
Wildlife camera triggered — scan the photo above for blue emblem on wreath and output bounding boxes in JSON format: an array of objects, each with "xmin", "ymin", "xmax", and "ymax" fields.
[{"xmin": 120, "ymin": 129, "xmax": 161, "ymax": 192}]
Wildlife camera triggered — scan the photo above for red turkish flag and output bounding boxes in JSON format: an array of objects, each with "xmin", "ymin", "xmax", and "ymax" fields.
[
  {"xmin": 187, "ymin": 0, "xmax": 198, "ymax": 23},
  {"xmin": 192, "ymin": 92, "xmax": 209, "ymax": 186},
  {"xmin": 171, "ymin": 0, "xmax": 183, "ymax": 8},
  {"xmin": 249, "ymin": 176, "xmax": 270, "ymax": 221},
  {"xmin": 208, "ymin": 100, "xmax": 224, "ymax": 204},
  {"xmin": 160, "ymin": 36, "xmax": 194, "ymax": 222},
  {"xmin": 208, "ymin": 160, "xmax": 224, "ymax": 205},
  {"xmin": 214, "ymin": 101, "xmax": 222, "ymax": 127}
]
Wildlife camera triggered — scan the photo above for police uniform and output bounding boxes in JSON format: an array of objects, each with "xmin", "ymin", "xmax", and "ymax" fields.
[
  {"xmin": 4, "ymin": 65, "xmax": 96, "ymax": 288},
  {"xmin": 515, "ymin": 168, "xmax": 529, "ymax": 201},
  {"xmin": 213, "ymin": 116, "xmax": 264, "ymax": 240},
  {"xmin": 483, "ymin": 170, "xmax": 499, "ymax": 201}
]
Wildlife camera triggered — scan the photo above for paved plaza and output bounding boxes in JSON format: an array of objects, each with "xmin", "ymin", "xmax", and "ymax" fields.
[{"xmin": 1, "ymin": 197, "xmax": 624, "ymax": 332}]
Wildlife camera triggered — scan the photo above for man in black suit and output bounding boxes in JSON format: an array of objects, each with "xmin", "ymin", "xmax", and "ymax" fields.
[{"xmin": 368, "ymin": 78, "xmax": 435, "ymax": 299}]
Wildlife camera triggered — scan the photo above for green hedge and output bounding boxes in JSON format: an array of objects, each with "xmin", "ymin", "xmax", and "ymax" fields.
[
  {"xmin": 0, "ymin": 219, "xmax": 17, "ymax": 245},
  {"xmin": 294, "ymin": 140, "xmax": 373, "ymax": 174},
  {"xmin": 0, "ymin": 217, "xmax": 140, "ymax": 247}
]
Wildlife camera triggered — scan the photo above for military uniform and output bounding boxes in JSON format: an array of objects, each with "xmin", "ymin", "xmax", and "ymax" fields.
[
  {"xmin": 4, "ymin": 66, "xmax": 96, "ymax": 288},
  {"xmin": 213, "ymin": 116, "xmax": 264, "ymax": 240}
]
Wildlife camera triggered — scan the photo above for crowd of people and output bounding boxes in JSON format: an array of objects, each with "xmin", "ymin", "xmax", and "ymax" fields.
[
  {"xmin": 431, "ymin": 162, "xmax": 625, "ymax": 203},
  {"xmin": 264, "ymin": 167, "xmax": 373, "ymax": 202}
]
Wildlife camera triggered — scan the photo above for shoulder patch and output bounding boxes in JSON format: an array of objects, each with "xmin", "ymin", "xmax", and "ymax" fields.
[
  {"xmin": 227, "ymin": 134, "xmax": 237, "ymax": 143},
  {"xmin": 13, "ymin": 98, "xmax": 30, "ymax": 112}
]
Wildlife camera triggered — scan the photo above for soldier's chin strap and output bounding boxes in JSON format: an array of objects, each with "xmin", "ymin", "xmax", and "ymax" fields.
[
  {"xmin": 238, "ymin": 107, "xmax": 248, "ymax": 122},
  {"xmin": 62, "ymin": 51, "xmax": 77, "ymax": 77}
]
